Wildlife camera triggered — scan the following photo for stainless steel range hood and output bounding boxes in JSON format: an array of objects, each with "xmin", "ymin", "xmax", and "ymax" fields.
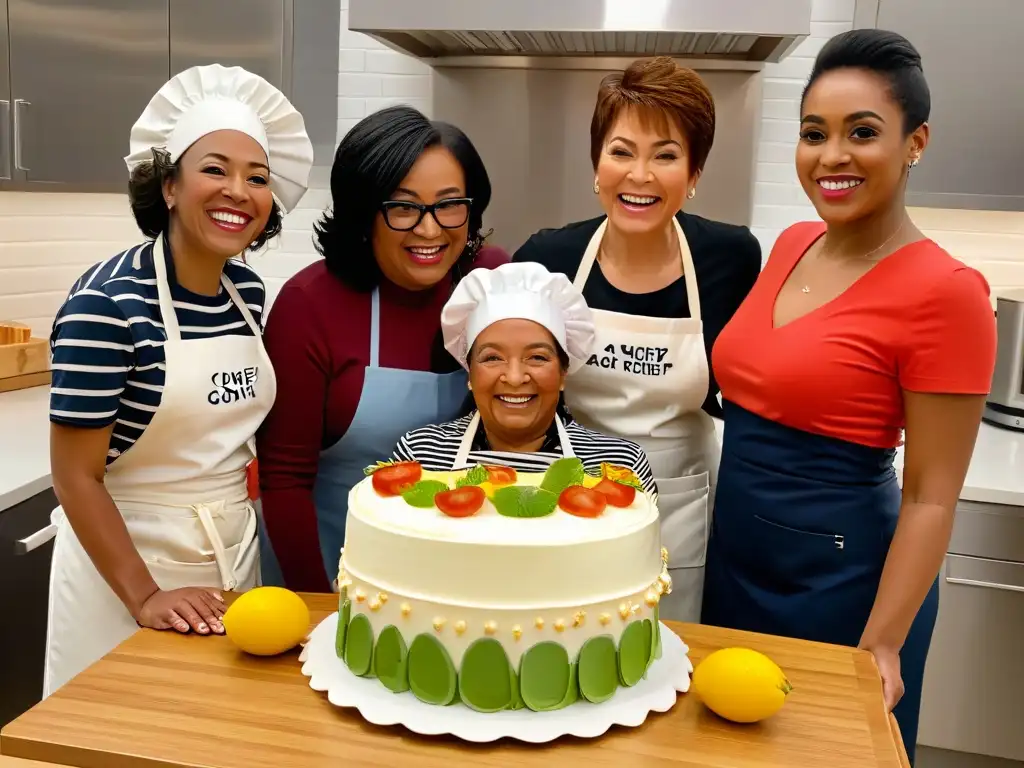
[{"xmin": 349, "ymin": 0, "xmax": 812, "ymax": 65}]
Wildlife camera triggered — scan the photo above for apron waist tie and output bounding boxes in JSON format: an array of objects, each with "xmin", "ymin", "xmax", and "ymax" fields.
[{"xmin": 192, "ymin": 501, "xmax": 237, "ymax": 591}]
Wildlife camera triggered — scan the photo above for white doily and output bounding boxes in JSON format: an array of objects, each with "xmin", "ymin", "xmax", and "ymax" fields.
[{"xmin": 299, "ymin": 612, "xmax": 692, "ymax": 743}]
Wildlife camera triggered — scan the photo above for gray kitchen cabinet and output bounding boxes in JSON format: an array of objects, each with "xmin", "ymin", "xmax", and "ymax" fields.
[
  {"xmin": 0, "ymin": 487, "xmax": 58, "ymax": 729},
  {"xmin": 3, "ymin": 0, "xmax": 170, "ymax": 192},
  {"xmin": 867, "ymin": 0, "xmax": 1024, "ymax": 212},
  {"xmin": 170, "ymin": 0, "xmax": 290, "ymax": 91},
  {"xmin": 0, "ymin": 0, "xmax": 10, "ymax": 182},
  {"xmin": 917, "ymin": 499, "xmax": 1024, "ymax": 763}
]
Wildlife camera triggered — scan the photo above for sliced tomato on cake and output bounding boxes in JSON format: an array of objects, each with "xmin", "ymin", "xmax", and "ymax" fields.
[
  {"xmin": 558, "ymin": 485, "xmax": 608, "ymax": 518},
  {"xmin": 593, "ymin": 478, "xmax": 637, "ymax": 507},
  {"xmin": 484, "ymin": 465, "xmax": 517, "ymax": 486},
  {"xmin": 370, "ymin": 461, "xmax": 423, "ymax": 497},
  {"xmin": 435, "ymin": 485, "xmax": 486, "ymax": 518}
]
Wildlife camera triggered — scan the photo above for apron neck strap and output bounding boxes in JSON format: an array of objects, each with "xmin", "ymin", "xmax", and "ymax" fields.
[
  {"xmin": 451, "ymin": 412, "xmax": 576, "ymax": 469},
  {"xmin": 574, "ymin": 216, "xmax": 702, "ymax": 320},
  {"xmin": 370, "ymin": 287, "xmax": 381, "ymax": 369},
  {"xmin": 152, "ymin": 236, "xmax": 263, "ymax": 341},
  {"xmin": 152, "ymin": 236, "xmax": 181, "ymax": 342}
]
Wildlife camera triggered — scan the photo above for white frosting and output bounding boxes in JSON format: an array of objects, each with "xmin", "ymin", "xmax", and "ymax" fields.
[{"xmin": 342, "ymin": 471, "xmax": 662, "ymax": 610}]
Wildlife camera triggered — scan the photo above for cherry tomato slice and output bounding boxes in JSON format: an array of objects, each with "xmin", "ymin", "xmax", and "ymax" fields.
[
  {"xmin": 593, "ymin": 478, "xmax": 636, "ymax": 508},
  {"xmin": 371, "ymin": 461, "xmax": 422, "ymax": 496},
  {"xmin": 485, "ymin": 465, "xmax": 518, "ymax": 486},
  {"xmin": 435, "ymin": 485, "xmax": 486, "ymax": 518},
  {"xmin": 558, "ymin": 485, "xmax": 608, "ymax": 518}
]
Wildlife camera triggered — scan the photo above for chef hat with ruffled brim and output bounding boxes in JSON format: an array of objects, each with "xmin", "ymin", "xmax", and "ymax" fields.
[
  {"xmin": 442, "ymin": 262, "xmax": 595, "ymax": 374},
  {"xmin": 124, "ymin": 64, "xmax": 314, "ymax": 213}
]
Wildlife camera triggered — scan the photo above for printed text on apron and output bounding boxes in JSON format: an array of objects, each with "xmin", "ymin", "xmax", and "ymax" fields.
[
  {"xmin": 564, "ymin": 217, "xmax": 719, "ymax": 622},
  {"xmin": 43, "ymin": 237, "xmax": 274, "ymax": 696}
]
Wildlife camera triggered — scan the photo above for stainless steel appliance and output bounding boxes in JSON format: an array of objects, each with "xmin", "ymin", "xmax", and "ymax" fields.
[
  {"xmin": 0, "ymin": 0, "xmax": 339, "ymax": 193},
  {"xmin": 349, "ymin": 0, "xmax": 813, "ymax": 248},
  {"xmin": 983, "ymin": 290, "xmax": 1024, "ymax": 432},
  {"xmin": 917, "ymin": 497, "xmax": 1024, "ymax": 766}
]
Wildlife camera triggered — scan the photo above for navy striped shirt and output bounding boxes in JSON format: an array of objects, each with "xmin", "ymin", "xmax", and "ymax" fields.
[
  {"xmin": 392, "ymin": 412, "xmax": 658, "ymax": 496},
  {"xmin": 49, "ymin": 239, "xmax": 265, "ymax": 464}
]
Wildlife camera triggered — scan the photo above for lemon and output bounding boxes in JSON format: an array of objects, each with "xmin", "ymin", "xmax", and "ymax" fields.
[
  {"xmin": 691, "ymin": 647, "xmax": 793, "ymax": 723},
  {"xmin": 223, "ymin": 587, "xmax": 311, "ymax": 656}
]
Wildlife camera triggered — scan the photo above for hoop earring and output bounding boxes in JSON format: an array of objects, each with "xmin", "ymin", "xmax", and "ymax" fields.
[
  {"xmin": 593, "ymin": 179, "xmax": 600, "ymax": 194},
  {"xmin": 687, "ymin": 188, "xmax": 696, "ymax": 199}
]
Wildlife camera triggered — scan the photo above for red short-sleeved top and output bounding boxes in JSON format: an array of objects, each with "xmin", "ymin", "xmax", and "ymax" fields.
[{"xmin": 712, "ymin": 221, "xmax": 997, "ymax": 449}]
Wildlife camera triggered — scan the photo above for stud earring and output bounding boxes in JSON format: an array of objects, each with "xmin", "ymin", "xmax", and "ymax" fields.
[
  {"xmin": 593, "ymin": 179, "xmax": 600, "ymax": 194},
  {"xmin": 687, "ymin": 188, "xmax": 696, "ymax": 199},
  {"xmin": 909, "ymin": 157, "xmax": 920, "ymax": 167}
]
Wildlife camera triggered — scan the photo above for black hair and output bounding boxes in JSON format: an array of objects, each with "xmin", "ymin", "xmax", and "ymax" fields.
[
  {"xmin": 127, "ymin": 148, "xmax": 282, "ymax": 251},
  {"xmin": 314, "ymin": 105, "xmax": 493, "ymax": 292},
  {"xmin": 802, "ymin": 29, "xmax": 931, "ymax": 135}
]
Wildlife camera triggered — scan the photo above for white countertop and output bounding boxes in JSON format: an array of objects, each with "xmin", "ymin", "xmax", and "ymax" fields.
[
  {"xmin": 0, "ymin": 385, "xmax": 51, "ymax": 511},
  {"xmin": 1, "ymin": 387, "xmax": 1022, "ymax": 511},
  {"xmin": 893, "ymin": 423, "xmax": 1024, "ymax": 507}
]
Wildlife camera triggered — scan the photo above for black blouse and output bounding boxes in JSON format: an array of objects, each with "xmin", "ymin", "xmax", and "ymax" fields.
[{"xmin": 511, "ymin": 211, "xmax": 762, "ymax": 418}]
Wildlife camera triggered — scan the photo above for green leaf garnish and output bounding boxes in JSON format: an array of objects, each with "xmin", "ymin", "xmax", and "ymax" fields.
[
  {"xmin": 401, "ymin": 480, "xmax": 449, "ymax": 508},
  {"xmin": 363, "ymin": 460, "xmax": 395, "ymax": 476},
  {"xmin": 492, "ymin": 486, "xmax": 558, "ymax": 518},
  {"xmin": 455, "ymin": 464, "xmax": 489, "ymax": 489},
  {"xmin": 613, "ymin": 475, "xmax": 644, "ymax": 491},
  {"xmin": 540, "ymin": 457, "xmax": 586, "ymax": 495}
]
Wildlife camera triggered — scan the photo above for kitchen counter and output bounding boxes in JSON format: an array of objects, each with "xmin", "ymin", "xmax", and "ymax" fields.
[
  {"xmin": 0, "ymin": 593, "xmax": 908, "ymax": 768},
  {"xmin": 0, "ymin": 387, "xmax": 50, "ymax": 512},
  {"xmin": 893, "ymin": 423, "xmax": 1024, "ymax": 507}
]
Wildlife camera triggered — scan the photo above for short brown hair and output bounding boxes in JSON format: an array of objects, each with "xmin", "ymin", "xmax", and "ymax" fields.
[{"xmin": 590, "ymin": 57, "xmax": 716, "ymax": 176}]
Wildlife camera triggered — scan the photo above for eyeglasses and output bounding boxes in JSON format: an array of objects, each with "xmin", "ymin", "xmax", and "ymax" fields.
[{"xmin": 380, "ymin": 198, "xmax": 473, "ymax": 232}]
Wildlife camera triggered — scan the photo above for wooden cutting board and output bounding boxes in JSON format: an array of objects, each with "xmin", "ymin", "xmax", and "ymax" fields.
[
  {"xmin": 0, "ymin": 336, "xmax": 50, "ymax": 393},
  {"xmin": 1, "ymin": 593, "xmax": 907, "ymax": 768}
]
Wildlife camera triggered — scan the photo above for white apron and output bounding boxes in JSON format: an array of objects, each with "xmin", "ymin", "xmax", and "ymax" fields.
[
  {"xmin": 43, "ymin": 238, "xmax": 276, "ymax": 696},
  {"xmin": 451, "ymin": 411, "xmax": 576, "ymax": 469},
  {"xmin": 566, "ymin": 217, "xmax": 719, "ymax": 622}
]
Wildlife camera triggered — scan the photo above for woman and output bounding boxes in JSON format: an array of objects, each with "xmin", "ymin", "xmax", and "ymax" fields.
[
  {"xmin": 512, "ymin": 57, "xmax": 761, "ymax": 621},
  {"xmin": 702, "ymin": 30, "xmax": 997, "ymax": 763},
  {"xmin": 44, "ymin": 64, "xmax": 313, "ymax": 695},
  {"xmin": 393, "ymin": 261, "xmax": 656, "ymax": 493},
  {"xmin": 257, "ymin": 106, "xmax": 508, "ymax": 593}
]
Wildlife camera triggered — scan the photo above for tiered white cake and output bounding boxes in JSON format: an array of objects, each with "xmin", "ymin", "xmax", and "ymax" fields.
[{"xmin": 334, "ymin": 458, "xmax": 673, "ymax": 713}]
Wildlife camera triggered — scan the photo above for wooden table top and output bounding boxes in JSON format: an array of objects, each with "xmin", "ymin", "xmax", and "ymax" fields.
[{"xmin": 1, "ymin": 593, "xmax": 906, "ymax": 768}]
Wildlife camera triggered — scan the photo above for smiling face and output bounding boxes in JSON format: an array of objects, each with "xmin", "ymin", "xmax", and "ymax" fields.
[
  {"xmin": 469, "ymin": 319, "xmax": 566, "ymax": 449},
  {"xmin": 372, "ymin": 145, "xmax": 470, "ymax": 291},
  {"xmin": 595, "ymin": 107, "xmax": 695, "ymax": 236},
  {"xmin": 797, "ymin": 68, "xmax": 928, "ymax": 226},
  {"xmin": 163, "ymin": 130, "xmax": 274, "ymax": 258}
]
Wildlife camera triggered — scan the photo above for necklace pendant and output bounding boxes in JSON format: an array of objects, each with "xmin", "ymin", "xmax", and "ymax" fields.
[{"xmin": 801, "ymin": 286, "xmax": 810, "ymax": 294}]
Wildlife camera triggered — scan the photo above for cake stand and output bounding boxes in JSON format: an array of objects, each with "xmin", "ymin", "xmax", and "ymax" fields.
[{"xmin": 299, "ymin": 612, "xmax": 693, "ymax": 743}]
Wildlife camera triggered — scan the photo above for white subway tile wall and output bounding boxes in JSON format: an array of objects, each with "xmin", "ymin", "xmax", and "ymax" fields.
[
  {"xmin": 0, "ymin": 0, "xmax": 1021, "ymax": 338},
  {"xmin": 750, "ymin": 1, "xmax": 1024, "ymax": 300}
]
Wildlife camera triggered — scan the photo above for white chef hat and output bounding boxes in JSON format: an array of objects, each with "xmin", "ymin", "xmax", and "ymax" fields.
[
  {"xmin": 442, "ymin": 262, "xmax": 595, "ymax": 373},
  {"xmin": 124, "ymin": 64, "xmax": 314, "ymax": 213}
]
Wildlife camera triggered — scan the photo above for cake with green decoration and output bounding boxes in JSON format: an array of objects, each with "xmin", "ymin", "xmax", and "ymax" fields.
[{"xmin": 333, "ymin": 457, "xmax": 673, "ymax": 713}]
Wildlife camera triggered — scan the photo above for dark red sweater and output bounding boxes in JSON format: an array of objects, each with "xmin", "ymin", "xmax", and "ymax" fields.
[{"xmin": 256, "ymin": 246, "xmax": 509, "ymax": 591}]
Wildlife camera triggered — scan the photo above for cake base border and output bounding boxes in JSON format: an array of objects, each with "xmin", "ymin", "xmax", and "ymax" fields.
[{"xmin": 299, "ymin": 612, "xmax": 693, "ymax": 743}]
